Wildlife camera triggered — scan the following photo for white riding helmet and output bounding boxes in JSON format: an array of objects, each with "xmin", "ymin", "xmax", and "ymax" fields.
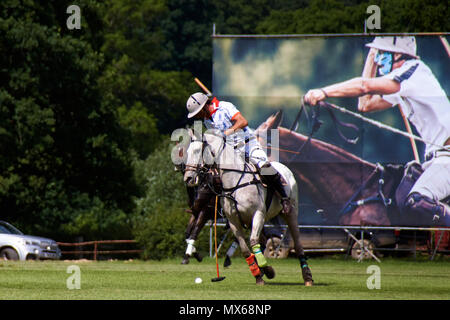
[
  {"xmin": 186, "ymin": 92, "xmax": 209, "ymax": 118},
  {"xmin": 366, "ymin": 36, "xmax": 419, "ymax": 59}
]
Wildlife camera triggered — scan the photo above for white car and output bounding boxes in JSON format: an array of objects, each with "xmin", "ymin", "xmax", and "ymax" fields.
[{"xmin": 0, "ymin": 221, "xmax": 61, "ymax": 261}]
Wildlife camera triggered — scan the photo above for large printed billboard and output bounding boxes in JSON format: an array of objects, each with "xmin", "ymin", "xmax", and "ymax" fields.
[{"xmin": 212, "ymin": 34, "xmax": 449, "ymax": 227}]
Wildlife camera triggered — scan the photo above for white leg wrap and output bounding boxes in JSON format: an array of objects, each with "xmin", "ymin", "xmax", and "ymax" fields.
[{"xmin": 186, "ymin": 239, "xmax": 196, "ymax": 255}]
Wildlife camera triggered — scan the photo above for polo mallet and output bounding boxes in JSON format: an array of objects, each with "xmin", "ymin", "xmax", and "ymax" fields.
[
  {"xmin": 211, "ymin": 195, "xmax": 226, "ymax": 282},
  {"xmin": 194, "ymin": 77, "xmax": 213, "ymax": 97},
  {"xmin": 398, "ymin": 107, "xmax": 420, "ymax": 162},
  {"xmin": 194, "ymin": 78, "xmax": 224, "ymax": 282},
  {"xmin": 439, "ymin": 36, "xmax": 450, "ymax": 58}
]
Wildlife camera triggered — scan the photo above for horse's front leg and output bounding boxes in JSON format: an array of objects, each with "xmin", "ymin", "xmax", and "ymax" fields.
[
  {"xmin": 184, "ymin": 214, "xmax": 196, "ymax": 240},
  {"xmin": 182, "ymin": 188, "xmax": 213, "ymax": 264},
  {"xmin": 249, "ymin": 210, "xmax": 267, "ymax": 265},
  {"xmin": 183, "ymin": 208, "xmax": 209, "ymax": 264},
  {"xmin": 250, "ymin": 210, "xmax": 275, "ymax": 279},
  {"xmin": 182, "ymin": 214, "xmax": 196, "ymax": 264}
]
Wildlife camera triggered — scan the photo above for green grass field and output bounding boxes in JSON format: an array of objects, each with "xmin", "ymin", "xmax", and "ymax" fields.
[{"xmin": 0, "ymin": 256, "xmax": 449, "ymax": 300}]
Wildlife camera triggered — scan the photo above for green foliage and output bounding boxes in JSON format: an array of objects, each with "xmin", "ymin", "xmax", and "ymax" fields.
[
  {"xmin": 256, "ymin": 0, "xmax": 449, "ymax": 34},
  {"xmin": 102, "ymin": 0, "xmax": 169, "ymax": 69},
  {"xmin": 133, "ymin": 203, "xmax": 188, "ymax": 260},
  {"xmin": 134, "ymin": 140, "xmax": 187, "ymax": 212},
  {"xmin": 117, "ymin": 102, "xmax": 159, "ymax": 159},
  {"xmin": 99, "ymin": 0, "xmax": 197, "ymax": 152},
  {"xmin": 59, "ymin": 194, "xmax": 132, "ymax": 241},
  {"xmin": 131, "ymin": 139, "xmax": 190, "ymax": 259},
  {"xmin": 0, "ymin": 0, "xmax": 138, "ymax": 239}
]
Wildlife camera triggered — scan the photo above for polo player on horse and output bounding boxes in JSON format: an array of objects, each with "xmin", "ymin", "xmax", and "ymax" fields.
[{"xmin": 186, "ymin": 92, "xmax": 293, "ymax": 215}]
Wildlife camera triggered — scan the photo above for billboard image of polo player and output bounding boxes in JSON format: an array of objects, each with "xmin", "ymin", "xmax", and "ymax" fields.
[{"xmin": 212, "ymin": 34, "xmax": 450, "ymax": 227}]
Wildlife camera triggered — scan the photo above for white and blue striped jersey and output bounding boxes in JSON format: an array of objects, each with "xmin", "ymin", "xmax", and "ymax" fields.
[{"xmin": 203, "ymin": 98, "xmax": 253, "ymax": 149}]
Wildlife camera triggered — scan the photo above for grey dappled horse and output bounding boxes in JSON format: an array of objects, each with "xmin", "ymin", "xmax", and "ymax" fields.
[{"xmin": 183, "ymin": 130, "xmax": 313, "ymax": 286}]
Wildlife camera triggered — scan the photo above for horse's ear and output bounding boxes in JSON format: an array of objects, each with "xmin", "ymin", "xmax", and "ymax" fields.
[
  {"xmin": 272, "ymin": 110, "xmax": 283, "ymax": 128},
  {"xmin": 255, "ymin": 110, "xmax": 283, "ymax": 133}
]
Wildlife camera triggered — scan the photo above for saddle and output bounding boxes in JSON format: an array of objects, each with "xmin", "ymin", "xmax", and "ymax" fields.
[
  {"xmin": 208, "ymin": 161, "xmax": 287, "ymax": 212},
  {"xmin": 242, "ymin": 162, "xmax": 288, "ymax": 212}
]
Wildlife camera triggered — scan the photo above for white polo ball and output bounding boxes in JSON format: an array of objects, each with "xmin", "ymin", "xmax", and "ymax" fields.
[{"xmin": 195, "ymin": 277, "xmax": 202, "ymax": 284}]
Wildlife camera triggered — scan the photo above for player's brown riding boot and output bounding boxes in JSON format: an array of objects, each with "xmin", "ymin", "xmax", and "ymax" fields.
[
  {"xmin": 406, "ymin": 193, "xmax": 450, "ymax": 226},
  {"xmin": 264, "ymin": 171, "xmax": 292, "ymax": 214}
]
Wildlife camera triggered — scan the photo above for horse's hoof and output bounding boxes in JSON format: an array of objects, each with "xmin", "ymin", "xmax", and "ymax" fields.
[
  {"xmin": 181, "ymin": 254, "xmax": 190, "ymax": 265},
  {"xmin": 304, "ymin": 281, "xmax": 314, "ymax": 287},
  {"xmin": 223, "ymin": 255, "xmax": 232, "ymax": 268},
  {"xmin": 262, "ymin": 266, "xmax": 275, "ymax": 279},
  {"xmin": 255, "ymin": 273, "xmax": 265, "ymax": 285},
  {"xmin": 193, "ymin": 252, "xmax": 203, "ymax": 262},
  {"xmin": 302, "ymin": 267, "xmax": 313, "ymax": 283}
]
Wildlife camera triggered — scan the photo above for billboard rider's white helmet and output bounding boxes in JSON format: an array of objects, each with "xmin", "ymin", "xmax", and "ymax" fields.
[
  {"xmin": 187, "ymin": 92, "xmax": 209, "ymax": 118},
  {"xmin": 366, "ymin": 36, "xmax": 419, "ymax": 59}
]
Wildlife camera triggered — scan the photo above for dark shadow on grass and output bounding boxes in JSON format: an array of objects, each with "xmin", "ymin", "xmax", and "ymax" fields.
[{"xmin": 266, "ymin": 282, "xmax": 330, "ymax": 286}]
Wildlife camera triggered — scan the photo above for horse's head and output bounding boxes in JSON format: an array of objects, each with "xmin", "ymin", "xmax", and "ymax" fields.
[{"xmin": 183, "ymin": 128, "xmax": 205, "ymax": 187}]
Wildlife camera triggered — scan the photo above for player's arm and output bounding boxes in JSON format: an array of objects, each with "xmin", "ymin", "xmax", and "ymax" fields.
[
  {"xmin": 358, "ymin": 48, "xmax": 378, "ymax": 111},
  {"xmin": 358, "ymin": 94, "xmax": 393, "ymax": 112},
  {"xmin": 304, "ymin": 77, "xmax": 400, "ymax": 112},
  {"xmin": 224, "ymin": 112, "xmax": 248, "ymax": 136}
]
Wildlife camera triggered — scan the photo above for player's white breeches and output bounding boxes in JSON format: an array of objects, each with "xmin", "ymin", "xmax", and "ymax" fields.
[
  {"xmin": 246, "ymin": 139, "xmax": 277, "ymax": 175},
  {"xmin": 233, "ymin": 137, "xmax": 274, "ymax": 174},
  {"xmin": 249, "ymin": 147, "xmax": 270, "ymax": 168},
  {"xmin": 410, "ymin": 153, "xmax": 450, "ymax": 201}
]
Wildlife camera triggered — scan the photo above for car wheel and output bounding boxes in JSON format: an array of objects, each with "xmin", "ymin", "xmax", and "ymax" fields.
[
  {"xmin": 264, "ymin": 237, "xmax": 290, "ymax": 259},
  {"xmin": 0, "ymin": 248, "xmax": 20, "ymax": 261},
  {"xmin": 351, "ymin": 239, "xmax": 375, "ymax": 260}
]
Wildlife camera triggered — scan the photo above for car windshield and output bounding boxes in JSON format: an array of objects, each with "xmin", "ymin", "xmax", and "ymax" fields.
[{"xmin": 0, "ymin": 222, "xmax": 24, "ymax": 235}]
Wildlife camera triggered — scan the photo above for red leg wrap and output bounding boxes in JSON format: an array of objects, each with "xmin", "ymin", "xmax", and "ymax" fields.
[{"xmin": 246, "ymin": 254, "xmax": 261, "ymax": 277}]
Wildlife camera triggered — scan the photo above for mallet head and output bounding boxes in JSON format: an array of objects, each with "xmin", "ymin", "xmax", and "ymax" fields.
[{"xmin": 211, "ymin": 276, "xmax": 226, "ymax": 282}]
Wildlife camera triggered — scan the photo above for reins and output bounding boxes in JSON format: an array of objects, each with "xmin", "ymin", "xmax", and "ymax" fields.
[
  {"xmin": 273, "ymin": 98, "xmax": 360, "ymax": 165},
  {"xmin": 317, "ymin": 101, "xmax": 446, "ymax": 150}
]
